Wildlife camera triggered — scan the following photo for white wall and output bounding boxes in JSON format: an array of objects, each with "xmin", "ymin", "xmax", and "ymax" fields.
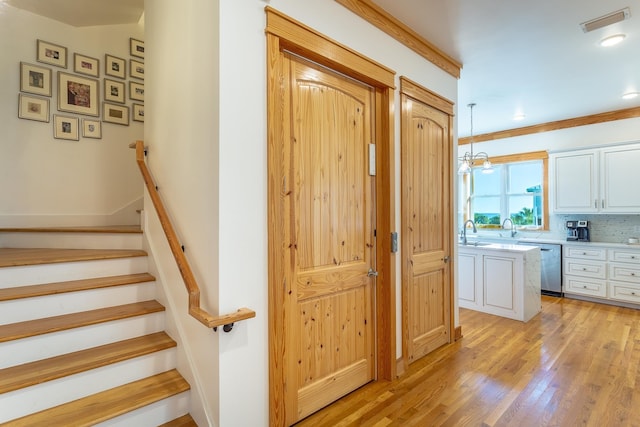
[
  {"xmin": 146, "ymin": 0, "xmax": 457, "ymax": 426},
  {"xmin": 0, "ymin": 5, "xmax": 144, "ymax": 227},
  {"xmin": 144, "ymin": 0, "xmax": 220, "ymax": 425}
]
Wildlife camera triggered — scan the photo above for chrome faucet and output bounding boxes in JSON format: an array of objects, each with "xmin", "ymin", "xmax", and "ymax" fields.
[
  {"xmin": 502, "ymin": 218, "xmax": 517, "ymax": 238},
  {"xmin": 461, "ymin": 219, "xmax": 477, "ymax": 245}
]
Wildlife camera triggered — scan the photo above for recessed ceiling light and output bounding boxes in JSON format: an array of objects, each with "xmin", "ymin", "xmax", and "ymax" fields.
[
  {"xmin": 513, "ymin": 114, "xmax": 526, "ymax": 121},
  {"xmin": 600, "ymin": 34, "xmax": 626, "ymax": 47},
  {"xmin": 622, "ymin": 92, "xmax": 639, "ymax": 100}
]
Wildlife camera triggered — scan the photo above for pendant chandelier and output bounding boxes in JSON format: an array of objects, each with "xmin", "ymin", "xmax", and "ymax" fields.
[{"xmin": 458, "ymin": 103, "xmax": 493, "ymax": 175}]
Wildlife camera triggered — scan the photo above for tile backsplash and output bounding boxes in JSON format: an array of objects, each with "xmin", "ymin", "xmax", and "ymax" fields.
[{"xmin": 550, "ymin": 214, "xmax": 640, "ymax": 244}]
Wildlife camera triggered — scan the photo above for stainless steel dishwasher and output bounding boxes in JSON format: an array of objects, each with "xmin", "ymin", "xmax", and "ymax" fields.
[{"xmin": 517, "ymin": 241, "xmax": 562, "ymax": 296}]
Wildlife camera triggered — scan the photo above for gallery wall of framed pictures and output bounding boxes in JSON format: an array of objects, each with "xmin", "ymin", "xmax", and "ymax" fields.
[{"xmin": 18, "ymin": 37, "xmax": 144, "ymax": 141}]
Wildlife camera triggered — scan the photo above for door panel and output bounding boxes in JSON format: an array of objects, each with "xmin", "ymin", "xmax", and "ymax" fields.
[
  {"xmin": 286, "ymin": 55, "xmax": 376, "ymax": 422},
  {"xmin": 401, "ymin": 91, "xmax": 452, "ymax": 364}
]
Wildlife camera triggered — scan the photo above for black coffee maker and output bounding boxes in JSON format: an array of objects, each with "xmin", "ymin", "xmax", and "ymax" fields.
[{"xmin": 566, "ymin": 220, "xmax": 590, "ymax": 242}]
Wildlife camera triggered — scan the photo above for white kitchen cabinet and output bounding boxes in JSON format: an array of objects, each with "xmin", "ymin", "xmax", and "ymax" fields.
[
  {"xmin": 551, "ymin": 149, "xmax": 598, "ymax": 213},
  {"xmin": 551, "ymin": 143, "xmax": 640, "ymax": 214},
  {"xmin": 458, "ymin": 252, "xmax": 480, "ymax": 309},
  {"xmin": 458, "ymin": 244, "xmax": 540, "ymax": 322},
  {"xmin": 563, "ymin": 245, "xmax": 640, "ymax": 306},
  {"xmin": 601, "ymin": 145, "xmax": 640, "ymax": 212},
  {"xmin": 563, "ymin": 245, "xmax": 608, "ymax": 298},
  {"xmin": 483, "ymin": 255, "xmax": 517, "ymax": 318},
  {"xmin": 608, "ymin": 248, "xmax": 640, "ymax": 304}
]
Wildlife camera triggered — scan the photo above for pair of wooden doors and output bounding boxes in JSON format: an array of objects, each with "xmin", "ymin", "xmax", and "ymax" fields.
[{"xmin": 267, "ymin": 9, "xmax": 452, "ymax": 426}]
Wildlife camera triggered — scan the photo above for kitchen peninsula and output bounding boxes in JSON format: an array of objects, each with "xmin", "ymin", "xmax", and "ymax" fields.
[{"xmin": 458, "ymin": 242, "xmax": 541, "ymax": 322}]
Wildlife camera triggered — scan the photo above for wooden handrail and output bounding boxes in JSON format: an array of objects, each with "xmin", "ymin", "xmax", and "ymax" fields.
[{"xmin": 134, "ymin": 140, "xmax": 255, "ymax": 331}]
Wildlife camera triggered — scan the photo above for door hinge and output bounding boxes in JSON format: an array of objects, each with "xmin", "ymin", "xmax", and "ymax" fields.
[
  {"xmin": 390, "ymin": 231, "xmax": 398, "ymax": 253},
  {"xmin": 369, "ymin": 143, "xmax": 376, "ymax": 176}
]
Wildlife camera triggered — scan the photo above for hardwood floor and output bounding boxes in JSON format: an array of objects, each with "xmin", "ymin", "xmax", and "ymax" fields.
[{"xmin": 295, "ymin": 296, "xmax": 640, "ymax": 426}]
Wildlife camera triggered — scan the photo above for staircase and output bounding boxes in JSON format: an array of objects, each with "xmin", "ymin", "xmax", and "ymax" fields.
[{"xmin": 0, "ymin": 227, "xmax": 198, "ymax": 426}]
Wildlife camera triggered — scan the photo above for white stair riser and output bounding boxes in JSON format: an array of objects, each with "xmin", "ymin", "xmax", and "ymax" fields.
[
  {"xmin": 0, "ymin": 313, "xmax": 165, "ymax": 369},
  {"xmin": 0, "ymin": 257, "xmax": 148, "ymax": 288},
  {"xmin": 95, "ymin": 391, "xmax": 191, "ymax": 427},
  {"xmin": 0, "ymin": 232, "xmax": 143, "ymax": 250},
  {"xmin": 0, "ymin": 282, "xmax": 156, "ymax": 325},
  {"xmin": 0, "ymin": 350, "xmax": 177, "ymax": 423}
]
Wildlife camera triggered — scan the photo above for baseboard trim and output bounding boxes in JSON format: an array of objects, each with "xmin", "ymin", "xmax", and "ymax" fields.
[
  {"xmin": 396, "ymin": 357, "xmax": 406, "ymax": 377},
  {"xmin": 454, "ymin": 326, "xmax": 463, "ymax": 341}
]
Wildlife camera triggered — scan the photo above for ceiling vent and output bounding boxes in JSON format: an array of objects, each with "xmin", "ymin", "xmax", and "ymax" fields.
[{"xmin": 580, "ymin": 8, "xmax": 631, "ymax": 33}]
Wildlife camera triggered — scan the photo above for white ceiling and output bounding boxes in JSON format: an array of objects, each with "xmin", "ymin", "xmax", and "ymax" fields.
[
  {"xmin": 9, "ymin": 0, "xmax": 640, "ymax": 137},
  {"xmin": 372, "ymin": 0, "xmax": 640, "ymax": 137}
]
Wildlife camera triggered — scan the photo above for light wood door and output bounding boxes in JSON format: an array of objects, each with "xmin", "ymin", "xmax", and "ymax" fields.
[
  {"xmin": 401, "ymin": 81, "xmax": 453, "ymax": 364},
  {"xmin": 282, "ymin": 54, "xmax": 377, "ymax": 423}
]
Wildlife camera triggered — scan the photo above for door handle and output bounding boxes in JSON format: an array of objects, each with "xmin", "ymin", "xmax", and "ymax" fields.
[
  {"xmin": 442, "ymin": 256, "xmax": 450, "ymax": 263},
  {"xmin": 368, "ymin": 268, "xmax": 379, "ymax": 277}
]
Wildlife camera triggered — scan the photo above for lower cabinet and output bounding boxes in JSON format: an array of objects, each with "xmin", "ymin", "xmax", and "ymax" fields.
[
  {"xmin": 458, "ymin": 247, "xmax": 541, "ymax": 322},
  {"xmin": 458, "ymin": 252, "xmax": 480, "ymax": 309},
  {"xmin": 564, "ymin": 245, "xmax": 640, "ymax": 307}
]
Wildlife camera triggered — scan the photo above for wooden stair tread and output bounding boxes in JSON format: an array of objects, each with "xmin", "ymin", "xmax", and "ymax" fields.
[
  {"xmin": 0, "ymin": 225, "xmax": 142, "ymax": 234},
  {"xmin": 2, "ymin": 369, "xmax": 190, "ymax": 426},
  {"xmin": 159, "ymin": 414, "xmax": 198, "ymax": 427},
  {"xmin": 0, "ymin": 332, "xmax": 176, "ymax": 394},
  {"xmin": 0, "ymin": 273, "xmax": 156, "ymax": 302},
  {"xmin": 0, "ymin": 300, "xmax": 165, "ymax": 343},
  {"xmin": 0, "ymin": 248, "xmax": 147, "ymax": 268}
]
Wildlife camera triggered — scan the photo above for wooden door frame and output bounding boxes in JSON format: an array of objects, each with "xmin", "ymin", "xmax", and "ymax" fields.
[
  {"xmin": 399, "ymin": 77, "xmax": 455, "ymax": 370},
  {"xmin": 266, "ymin": 7, "xmax": 396, "ymax": 426}
]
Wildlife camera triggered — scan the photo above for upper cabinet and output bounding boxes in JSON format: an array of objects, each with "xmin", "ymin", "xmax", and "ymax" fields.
[{"xmin": 551, "ymin": 143, "xmax": 640, "ymax": 213}]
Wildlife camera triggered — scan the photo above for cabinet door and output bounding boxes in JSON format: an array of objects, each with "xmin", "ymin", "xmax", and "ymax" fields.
[
  {"xmin": 458, "ymin": 252, "xmax": 479, "ymax": 307},
  {"xmin": 601, "ymin": 144, "xmax": 640, "ymax": 212},
  {"xmin": 551, "ymin": 151, "xmax": 598, "ymax": 212},
  {"xmin": 483, "ymin": 255, "xmax": 516, "ymax": 313}
]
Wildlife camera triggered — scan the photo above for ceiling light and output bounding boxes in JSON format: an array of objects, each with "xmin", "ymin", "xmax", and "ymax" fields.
[
  {"xmin": 458, "ymin": 103, "xmax": 493, "ymax": 175},
  {"xmin": 600, "ymin": 34, "xmax": 626, "ymax": 47},
  {"xmin": 513, "ymin": 114, "xmax": 526, "ymax": 121},
  {"xmin": 623, "ymin": 92, "xmax": 639, "ymax": 100}
]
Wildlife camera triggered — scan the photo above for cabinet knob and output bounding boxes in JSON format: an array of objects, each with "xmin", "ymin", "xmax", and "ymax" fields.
[
  {"xmin": 583, "ymin": 285, "xmax": 587, "ymax": 289},
  {"xmin": 632, "ymin": 256, "xmax": 636, "ymax": 259},
  {"xmin": 582, "ymin": 268, "xmax": 587, "ymax": 271},
  {"xmin": 583, "ymin": 252, "xmax": 587, "ymax": 255},
  {"xmin": 632, "ymin": 273, "xmax": 636, "ymax": 276},
  {"xmin": 632, "ymin": 292, "xmax": 637, "ymax": 296}
]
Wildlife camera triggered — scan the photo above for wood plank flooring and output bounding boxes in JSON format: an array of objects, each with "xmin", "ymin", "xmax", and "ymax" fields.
[{"xmin": 295, "ymin": 296, "xmax": 640, "ymax": 426}]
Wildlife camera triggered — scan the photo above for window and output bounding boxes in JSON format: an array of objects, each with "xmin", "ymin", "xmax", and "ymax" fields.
[{"xmin": 459, "ymin": 151, "xmax": 548, "ymax": 230}]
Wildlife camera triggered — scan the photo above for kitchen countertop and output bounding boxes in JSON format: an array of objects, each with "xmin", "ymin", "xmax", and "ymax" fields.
[
  {"xmin": 462, "ymin": 235, "xmax": 640, "ymax": 249},
  {"xmin": 458, "ymin": 242, "xmax": 539, "ymax": 253}
]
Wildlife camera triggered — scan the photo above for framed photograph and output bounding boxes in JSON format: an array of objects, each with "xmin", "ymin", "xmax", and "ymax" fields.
[
  {"xmin": 37, "ymin": 39, "xmax": 67, "ymax": 68},
  {"xmin": 129, "ymin": 81, "xmax": 144, "ymax": 102},
  {"xmin": 53, "ymin": 115, "xmax": 79, "ymax": 140},
  {"xmin": 20, "ymin": 62, "xmax": 52, "ymax": 97},
  {"xmin": 105, "ymin": 54, "xmax": 126, "ymax": 79},
  {"xmin": 130, "ymin": 59, "xmax": 144, "ymax": 80},
  {"xmin": 18, "ymin": 93, "xmax": 50, "ymax": 122},
  {"xmin": 132, "ymin": 103, "xmax": 144, "ymax": 122},
  {"xmin": 130, "ymin": 38, "xmax": 145, "ymax": 58},
  {"xmin": 58, "ymin": 72, "xmax": 100, "ymax": 117},
  {"xmin": 74, "ymin": 53, "xmax": 99, "ymax": 77},
  {"xmin": 104, "ymin": 79, "xmax": 125, "ymax": 104},
  {"xmin": 82, "ymin": 119, "xmax": 102, "ymax": 139},
  {"xmin": 103, "ymin": 102, "xmax": 130, "ymax": 126}
]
